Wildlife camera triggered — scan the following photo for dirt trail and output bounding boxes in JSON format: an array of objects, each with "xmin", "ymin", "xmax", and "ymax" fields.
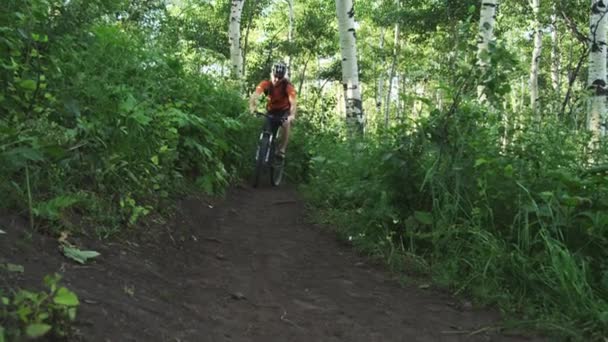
[{"xmin": 0, "ymin": 186, "xmax": 542, "ymax": 342}]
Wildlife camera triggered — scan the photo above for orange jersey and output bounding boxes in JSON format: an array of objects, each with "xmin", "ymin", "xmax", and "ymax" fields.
[{"xmin": 255, "ymin": 79, "xmax": 296, "ymax": 112}]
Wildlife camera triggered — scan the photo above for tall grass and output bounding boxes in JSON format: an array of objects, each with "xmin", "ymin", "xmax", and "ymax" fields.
[{"xmin": 298, "ymin": 103, "xmax": 608, "ymax": 340}]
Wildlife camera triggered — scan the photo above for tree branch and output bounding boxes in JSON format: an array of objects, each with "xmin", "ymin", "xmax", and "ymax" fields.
[{"xmin": 560, "ymin": 11, "xmax": 589, "ymax": 45}]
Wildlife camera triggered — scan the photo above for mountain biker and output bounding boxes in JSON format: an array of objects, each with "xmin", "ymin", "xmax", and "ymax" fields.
[{"xmin": 249, "ymin": 61, "xmax": 297, "ymax": 160}]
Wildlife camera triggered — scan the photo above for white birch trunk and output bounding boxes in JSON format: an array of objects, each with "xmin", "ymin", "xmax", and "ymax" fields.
[
  {"xmin": 529, "ymin": 0, "xmax": 542, "ymax": 116},
  {"xmin": 385, "ymin": 22, "xmax": 400, "ymax": 127},
  {"xmin": 551, "ymin": 5, "xmax": 561, "ymax": 94},
  {"xmin": 229, "ymin": 0, "xmax": 245, "ymax": 79},
  {"xmin": 317, "ymin": 55, "xmax": 322, "ymax": 88},
  {"xmin": 588, "ymin": 0, "xmax": 608, "ymax": 139},
  {"xmin": 287, "ymin": 0, "xmax": 294, "ymax": 78},
  {"xmin": 336, "ymin": 0, "xmax": 363, "ymax": 129},
  {"xmin": 376, "ymin": 27, "xmax": 386, "ymax": 115},
  {"xmin": 476, "ymin": 0, "xmax": 498, "ymax": 101},
  {"xmin": 396, "ymin": 74, "xmax": 403, "ymax": 118}
]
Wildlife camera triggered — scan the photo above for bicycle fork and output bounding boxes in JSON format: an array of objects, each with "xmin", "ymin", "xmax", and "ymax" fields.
[{"xmin": 255, "ymin": 132, "xmax": 274, "ymax": 163}]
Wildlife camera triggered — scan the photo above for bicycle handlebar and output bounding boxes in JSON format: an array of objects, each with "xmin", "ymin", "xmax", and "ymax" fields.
[{"xmin": 254, "ymin": 111, "xmax": 287, "ymax": 122}]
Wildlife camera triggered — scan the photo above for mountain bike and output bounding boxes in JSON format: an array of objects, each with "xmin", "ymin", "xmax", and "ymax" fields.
[{"xmin": 252, "ymin": 111, "xmax": 286, "ymax": 188}]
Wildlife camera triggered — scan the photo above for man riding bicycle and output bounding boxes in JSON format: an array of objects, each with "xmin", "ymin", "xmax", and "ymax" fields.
[{"xmin": 249, "ymin": 61, "xmax": 297, "ymax": 160}]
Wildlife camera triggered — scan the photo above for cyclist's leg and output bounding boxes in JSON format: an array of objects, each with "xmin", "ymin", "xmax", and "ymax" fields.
[
  {"xmin": 277, "ymin": 110, "xmax": 291, "ymax": 156},
  {"xmin": 278, "ymin": 121, "xmax": 290, "ymax": 155}
]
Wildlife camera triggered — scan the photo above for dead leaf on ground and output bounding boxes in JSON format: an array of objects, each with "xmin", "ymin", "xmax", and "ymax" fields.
[{"xmin": 58, "ymin": 231, "xmax": 70, "ymax": 244}]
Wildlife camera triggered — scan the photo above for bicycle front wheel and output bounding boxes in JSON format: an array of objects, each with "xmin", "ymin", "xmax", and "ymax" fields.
[
  {"xmin": 252, "ymin": 135, "xmax": 270, "ymax": 188},
  {"xmin": 270, "ymin": 150, "xmax": 285, "ymax": 187}
]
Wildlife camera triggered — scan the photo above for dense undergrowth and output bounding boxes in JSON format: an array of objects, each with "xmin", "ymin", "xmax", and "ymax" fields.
[
  {"xmin": 0, "ymin": 1, "xmax": 254, "ymax": 238},
  {"xmin": 294, "ymin": 104, "xmax": 608, "ymax": 340}
]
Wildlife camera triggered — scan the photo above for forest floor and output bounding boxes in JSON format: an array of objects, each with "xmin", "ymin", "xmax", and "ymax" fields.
[{"xmin": 0, "ymin": 185, "xmax": 545, "ymax": 342}]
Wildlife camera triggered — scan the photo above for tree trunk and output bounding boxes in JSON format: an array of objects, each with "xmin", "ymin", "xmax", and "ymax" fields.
[
  {"xmin": 476, "ymin": 0, "xmax": 498, "ymax": 102},
  {"xmin": 229, "ymin": 0, "xmax": 246, "ymax": 79},
  {"xmin": 317, "ymin": 54, "xmax": 322, "ymax": 88},
  {"xmin": 396, "ymin": 74, "xmax": 403, "ymax": 119},
  {"xmin": 530, "ymin": 0, "xmax": 542, "ymax": 118},
  {"xmin": 385, "ymin": 21, "xmax": 400, "ymax": 128},
  {"xmin": 242, "ymin": 0, "xmax": 259, "ymax": 80},
  {"xmin": 551, "ymin": 5, "xmax": 561, "ymax": 97},
  {"xmin": 298, "ymin": 56, "xmax": 311, "ymax": 95},
  {"xmin": 587, "ymin": 0, "xmax": 608, "ymax": 140},
  {"xmin": 287, "ymin": 0, "xmax": 294, "ymax": 78},
  {"xmin": 376, "ymin": 27, "xmax": 386, "ymax": 115},
  {"xmin": 336, "ymin": 0, "xmax": 363, "ymax": 131}
]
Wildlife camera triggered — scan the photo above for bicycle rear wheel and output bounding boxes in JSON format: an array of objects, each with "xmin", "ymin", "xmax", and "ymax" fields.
[{"xmin": 252, "ymin": 135, "xmax": 270, "ymax": 188}]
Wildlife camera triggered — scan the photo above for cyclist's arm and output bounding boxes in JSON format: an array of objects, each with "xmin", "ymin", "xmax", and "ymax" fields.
[
  {"xmin": 249, "ymin": 91, "xmax": 260, "ymax": 113},
  {"xmin": 249, "ymin": 81, "xmax": 268, "ymax": 113}
]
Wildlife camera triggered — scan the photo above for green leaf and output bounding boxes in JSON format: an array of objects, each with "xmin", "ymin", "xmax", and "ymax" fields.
[
  {"xmin": 43, "ymin": 145, "xmax": 67, "ymax": 159},
  {"xmin": 26, "ymin": 323, "xmax": 51, "ymax": 338},
  {"xmin": 414, "ymin": 211, "xmax": 434, "ymax": 225},
  {"xmin": 6, "ymin": 263, "xmax": 24, "ymax": 273},
  {"xmin": 599, "ymin": 310, "xmax": 608, "ymax": 324},
  {"xmin": 0, "ymin": 325, "xmax": 5, "ymax": 342},
  {"xmin": 504, "ymin": 164, "xmax": 514, "ymax": 178},
  {"xmin": 474, "ymin": 158, "xmax": 487, "ymax": 167},
  {"xmin": 2, "ymin": 146, "xmax": 44, "ymax": 169},
  {"xmin": 31, "ymin": 33, "xmax": 48, "ymax": 42},
  {"xmin": 18, "ymin": 79, "xmax": 37, "ymax": 91},
  {"xmin": 68, "ymin": 307, "xmax": 77, "ymax": 321},
  {"xmin": 132, "ymin": 111, "xmax": 152, "ymax": 126},
  {"xmin": 33, "ymin": 195, "xmax": 79, "ymax": 220},
  {"xmin": 61, "ymin": 246, "xmax": 100, "ymax": 264},
  {"xmin": 53, "ymin": 287, "xmax": 79, "ymax": 306},
  {"xmin": 120, "ymin": 94, "xmax": 137, "ymax": 113},
  {"xmin": 43, "ymin": 273, "xmax": 60, "ymax": 288},
  {"xmin": 539, "ymin": 191, "xmax": 553, "ymax": 201},
  {"xmin": 17, "ymin": 28, "xmax": 28, "ymax": 39}
]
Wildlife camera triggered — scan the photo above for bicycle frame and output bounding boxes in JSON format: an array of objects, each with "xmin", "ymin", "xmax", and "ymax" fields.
[
  {"xmin": 256, "ymin": 113, "xmax": 284, "ymax": 163},
  {"xmin": 252, "ymin": 112, "xmax": 287, "ymax": 187}
]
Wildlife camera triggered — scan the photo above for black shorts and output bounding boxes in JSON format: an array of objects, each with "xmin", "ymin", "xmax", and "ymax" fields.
[{"xmin": 267, "ymin": 109, "xmax": 289, "ymax": 118}]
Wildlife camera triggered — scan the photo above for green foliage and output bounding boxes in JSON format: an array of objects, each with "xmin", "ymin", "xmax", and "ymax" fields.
[
  {"xmin": 0, "ymin": 0, "xmax": 252, "ymax": 237},
  {"xmin": 302, "ymin": 103, "xmax": 608, "ymax": 339},
  {"xmin": 0, "ymin": 274, "xmax": 79, "ymax": 340},
  {"xmin": 61, "ymin": 246, "xmax": 101, "ymax": 264}
]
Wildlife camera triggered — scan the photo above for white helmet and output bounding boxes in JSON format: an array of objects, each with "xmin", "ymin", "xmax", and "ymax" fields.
[{"xmin": 272, "ymin": 61, "xmax": 287, "ymax": 79}]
